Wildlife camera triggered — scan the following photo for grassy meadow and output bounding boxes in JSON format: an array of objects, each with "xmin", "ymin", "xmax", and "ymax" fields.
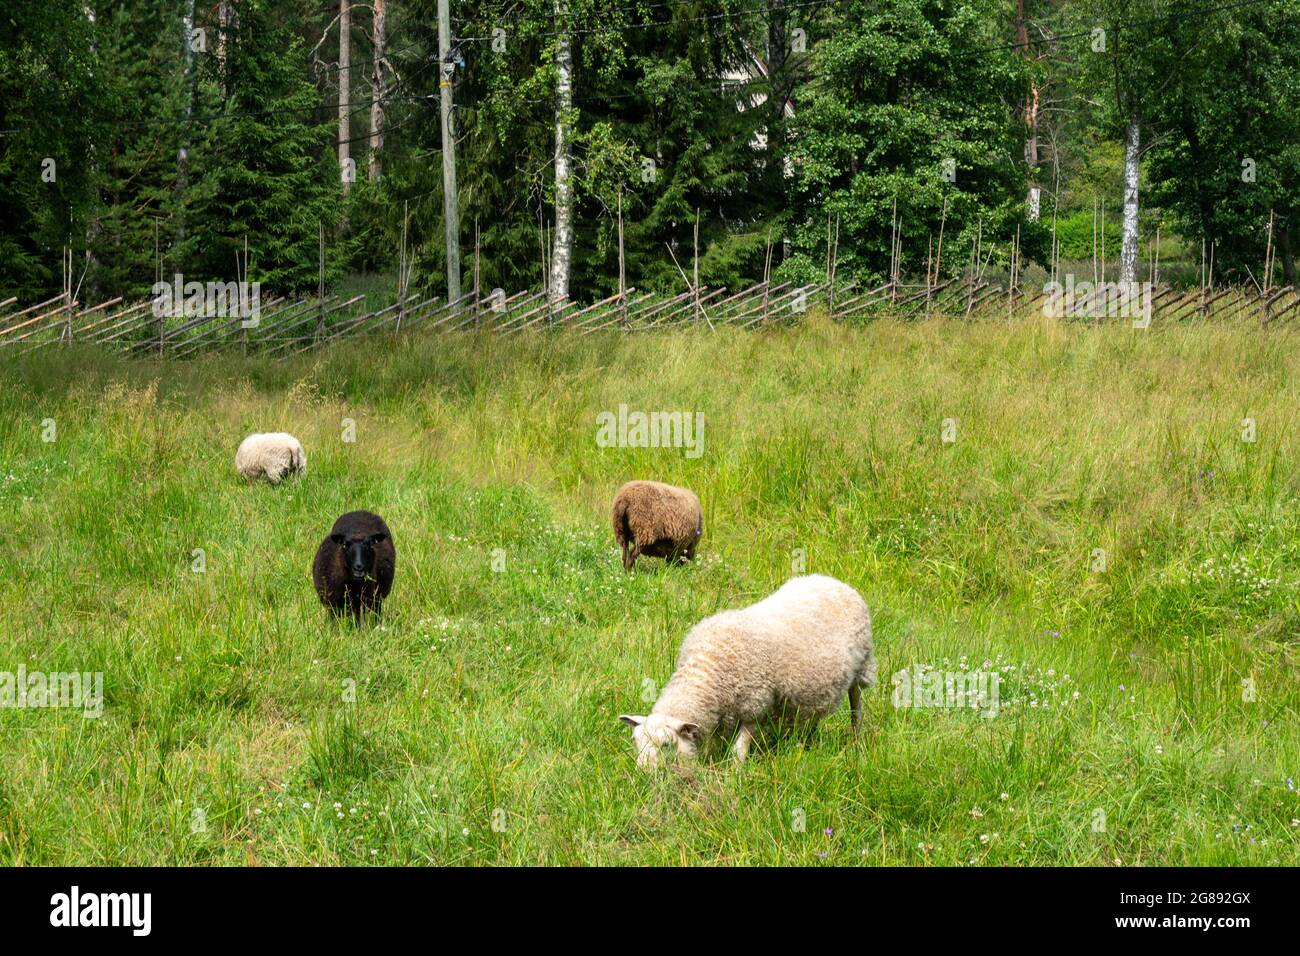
[{"xmin": 0, "ymin": 312, "xmax": 1298, "ymax": 866}]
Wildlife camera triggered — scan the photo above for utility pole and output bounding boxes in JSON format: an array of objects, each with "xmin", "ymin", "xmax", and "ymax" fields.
[{"xmin": 437, "ymin": 0, "xmax": 462, "ymax": 305}]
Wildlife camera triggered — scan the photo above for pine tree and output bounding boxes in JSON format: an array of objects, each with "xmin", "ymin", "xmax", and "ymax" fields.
[{"xmin": 176, "ymin": 0, "xmax": 339, "ymax": 293}]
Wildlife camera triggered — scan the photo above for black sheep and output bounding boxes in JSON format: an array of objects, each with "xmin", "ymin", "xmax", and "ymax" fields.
[{"xmin": 312, "ymin": 511, "xmax": 396, "ymax": 622}]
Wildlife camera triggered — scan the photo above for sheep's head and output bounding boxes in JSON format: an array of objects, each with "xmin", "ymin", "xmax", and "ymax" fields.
[
  {"xmin": 618, "ymin": 714, "xmax": 700, "ymax": 770},
  {"xmin": 330, "ymin": 532, "xmax": 389, "ymax": 584}
]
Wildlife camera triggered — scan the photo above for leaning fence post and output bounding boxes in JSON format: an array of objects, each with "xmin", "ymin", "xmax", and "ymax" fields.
[
  {"xmin": 396, "ymin": 205, "xmax": 408, "ymax": 334},
  {"xmin": 316, "ymin": 221, "xmax": 326, "ymax": 345},
  {"xmin": 63, "ymin": 247, "xmax": 74, "ymax": 346},
  {"xmin": 618, "ymin": 191, "xmax": 628, "ymax": 331}
]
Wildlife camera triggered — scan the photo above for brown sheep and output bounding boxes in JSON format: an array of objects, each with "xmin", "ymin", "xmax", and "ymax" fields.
[{"xmin": 612, "ymin": 480, "xmax": 703, "ymax": 571}]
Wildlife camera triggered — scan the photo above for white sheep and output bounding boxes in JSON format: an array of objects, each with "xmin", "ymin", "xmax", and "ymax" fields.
[
  {"xmin": 620, "ymin": 574, "xmax": 875, "ymax": 768},
  {"xmin": 234, "ymin": 432, "xmax": 306, "ymax": 484}
]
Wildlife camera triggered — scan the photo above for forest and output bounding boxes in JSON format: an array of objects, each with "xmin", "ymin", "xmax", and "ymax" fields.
[{"xmin": 1, "ymin": 1, "xmax": 1297, "ymax": 306}]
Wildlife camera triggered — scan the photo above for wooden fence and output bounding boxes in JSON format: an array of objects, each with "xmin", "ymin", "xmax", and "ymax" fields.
[{"xmin": 2, "ymin": 278, "xmax": 1298, "ymax": 358}]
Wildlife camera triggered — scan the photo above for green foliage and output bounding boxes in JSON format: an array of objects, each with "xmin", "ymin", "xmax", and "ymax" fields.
[
  {"xmin": 1144, "ymin": 2, "xmax": 1300, "ymax": 282},
  {"xmin": 0, "ymin": 0, "xmax": 103, "ymax": 300},
  {"xmin": 786, "ymin": 0, "xmax": 1034, "ymax": 284},
  {"xmin": 1053, "ymin": 209, "xmax": 1121, "ymax": 260},
  {"xmin": 1, "ymin": 0, "xmax": 1297, "ymax": 302},
  {"xmin": 86, "ymin": 0, "xmax": 189, "ymax": 301},
  {"xmin": 176, "ymin": 0, "xmax": 342, "ymax": 293}
]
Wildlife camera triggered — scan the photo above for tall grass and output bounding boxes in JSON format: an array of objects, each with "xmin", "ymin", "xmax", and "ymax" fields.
[{"xmin": 0, "ymin": 312, "xmax": 1296, "ymax": 865}]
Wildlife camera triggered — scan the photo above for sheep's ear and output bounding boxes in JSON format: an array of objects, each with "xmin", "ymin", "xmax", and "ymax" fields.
[
  {"xmin": 330, "ymin": 533, "xmax": 345, "ymax": 546},
  {"xmin": 369, "ymin": 532, "xmax": 388, "ymax": 544},
  {"xmin": 671, "ymin": 720, "xmax": 701, "ymax": 742},
  {"xmin": 618, "ymin": 715, "xmax": 645, "ymax": 727}
]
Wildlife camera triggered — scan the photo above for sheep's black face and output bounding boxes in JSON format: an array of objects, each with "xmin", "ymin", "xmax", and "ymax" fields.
[{"xmin": 331, "ymin": 533, "xmax": 388, "ymax": 583}]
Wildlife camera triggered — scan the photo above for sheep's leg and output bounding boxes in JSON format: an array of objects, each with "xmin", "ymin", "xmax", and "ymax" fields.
[
  {"xmin": 626, "ymin": 543, "xmax": 641, "ymax": 571},
  {"xmin": 848, "ymin": 684, "xmax": 862, "ymax": 733},
  {"xmin": 732, "ymin": 723, "xmax": 755, "ymax": 763},
  {"xmin": 621, "ymin": 539, "xmax": 632, "ymax": 571}
]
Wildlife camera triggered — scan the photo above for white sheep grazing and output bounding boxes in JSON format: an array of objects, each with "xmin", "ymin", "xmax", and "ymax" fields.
[
  {"xmin": 620, "ymin": 574, "xmax": 875, "ymax": 768},
  {"xmin": 234, "ymin": 432, "xmax": 306, "ymax": 484}
]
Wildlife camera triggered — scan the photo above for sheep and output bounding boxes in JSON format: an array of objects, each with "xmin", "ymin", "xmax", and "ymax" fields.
[
  {"xmin": 311, "ymin": 511, "xmax": 396, "ymax": 622},
  {"xmin": 611, "ymin": 480, "xmax": 703, "ymax": 571},
  {"xmin": 619, "ymin": 574, "xmax": 875, "ymax": 768},
  {"xmin": 235, "ymin": 432, "xmax": 306, "ymax": 484}
]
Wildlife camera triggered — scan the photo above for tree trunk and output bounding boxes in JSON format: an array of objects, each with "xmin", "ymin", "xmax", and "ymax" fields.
[
  {"xmin": 1120, "ymin": 116, "xmax": 1140, "ymax": 286},
  {"xmin": 767, "ymin": 0, "xmax": 787, "ymax": 262},
  {"xmin": 549, "ymin": 0, "xmax": 574, "ymax": 306},
  {"xmin": 217, "ymin": 1, "xmax": 229, "ymax": 93},
  {"xmin": 1016, "ymin": 0, "xmax": 1040, "ymax": 220},
  {"xmin": 368, "ymin": 0, "xmax": 386, "ymax": 181},
  {"xmin": 338, "ymin": 0, "xmax": 351, "ymax": 193},
  {"xmin": 177, "ymin": 0, "xmax": 197, "ymax": 245}
]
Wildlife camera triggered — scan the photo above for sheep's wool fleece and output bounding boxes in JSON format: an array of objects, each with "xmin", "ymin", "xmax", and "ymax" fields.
[
  {"xmin": 654, "ymin": 574, "xmax": 875, "ymax": 732},
  {"xmin": 235, "ymin": 432, "xmax": 306, "ymax": 483},
  {"xmin": 613, "ymin": 480, "xmax": 702, "ymax": 547}
]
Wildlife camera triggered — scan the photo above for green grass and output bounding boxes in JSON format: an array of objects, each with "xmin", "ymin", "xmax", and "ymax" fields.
[{"xmin": 1, "ymin": 313, "xmax": 1298, "ymax": 865}]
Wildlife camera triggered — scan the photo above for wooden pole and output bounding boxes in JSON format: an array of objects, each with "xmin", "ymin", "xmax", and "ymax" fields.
[
  {"xmin": 398, "ymin": 202, "xmax": 410, "ymax": 332},
  {"xmin": 64, "ymin": 247, "xmax": 73, "ymax": 345},
  {"xmin": 693, "ymin": 208, "xmax": 701, "ymax": 323},
  {"xmin": 828, "ymin": 214, "xmax": 840, "ymax": 318},
  {"xmin": 890, "ymin": 196, "xmax": 899, "ymax": 303},
  {"xmin": 1100, "ymin": 200, "xmax": 1110, "ymax": 287},
  {"xmin": 930, "ymin": 196, "xmax": 948, "ymax": 319},
  {"xmin": 1092, "ymin": 198, "xmax": 1098, "ymax": 284},
  {"xmin": 1264, "ymin": 210, "xmax": 1275, "ymax": 295},
  {"xmin": 925, "ymin": 233, "xmax": 934, "ymax": 318},
  {"xmin": 1153, "ymin": 226, "xmax": 1161, "ymax": 288},
  {"xmin": 617, "ymin": 190, "xmax": 627, "ymax": 330},
  {"xmin": 538, "ymin": 206, "xmax": 548, "ymax": 296},
  {"xmin": 437, "ymin": 0, "xmax": 462, "ymax": 305},
  {"xmin": 761, "ymin": 232, "xmax": 773, "ymax": 323},
  {"xmin": 318, "ymin": 221, "xmax": 327, "ymax": 342},
  {"xmin": 473, "ymin": 216, "xmax": 481, "ymax": 325},
  {"xmin": 1045, "ymin": 195, "xmax": 1055, "ymax": 283}
]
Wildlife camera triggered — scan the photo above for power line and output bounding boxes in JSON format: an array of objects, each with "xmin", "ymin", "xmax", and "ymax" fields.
[
  {"xmin": 335, "ymin": 100, "xmax": 439, "ymax": 150},
  {"xmin": 311, "ymin": 41, "xmax": 431, "ymax": 76}
]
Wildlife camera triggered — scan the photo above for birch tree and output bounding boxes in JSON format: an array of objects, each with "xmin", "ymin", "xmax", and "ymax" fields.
[
  {"xmin": 338, "ymin": 0, "xmax": 351, "ymax": 194},
  {"xmin": 549, "ymin": 0, "xmax": 574, "ymax": 305},
  {"xmin": 1015, "ymin": 0, "xmax": 1041, "ymax": 221},
  {"xmin": 1078, "ymin": 0, "xmax": 1165, "ymax": 288},
  {"xmin": 368, "ymin": 0, "xmax": 387, "ymax": 181}
]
